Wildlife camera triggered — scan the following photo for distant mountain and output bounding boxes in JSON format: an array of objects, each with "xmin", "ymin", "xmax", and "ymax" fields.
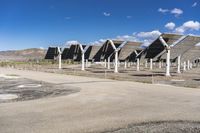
[{"xmin": 0, "ymin": 48, "xmax": 47, "ymax": 61}]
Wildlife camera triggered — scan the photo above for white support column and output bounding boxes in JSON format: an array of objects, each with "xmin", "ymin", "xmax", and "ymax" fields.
[
  {"xmin": 136, "ymin": 58, "xmax": 140, "ymax": 71},
  {"xmin": 177, "ymin": 55, "xmax": 181, "ymax": 73},
  {"xmin": 104, "ymin": 59, "xmax": 107, "ymax": 68},
  {"xmin": 183, "ymin": 61, "xmax": 186, "ymax": 71},
  {"xmin": 159, "ymin": 61, "xmax": 162, "ymax": 69},
  {"xmin": 114, "ymin": 50, "xmax": 118, "ymax": 73},
  {"xmin": 107, "ymin": 57, "xmax": 111, "ymax": 69},
  {"xmin": 124, "ymin": 61, "xmax": 127, "ymax": 69},
  {"xmin": 150, "ymin": 59, "xmax": 153, "ymax": 70},
  {"xmin": 85, "ymin": 59, "xmax": 88, "ymax": 68},
  {"xmin": 58, "ymin": 53, "xmax": 62, "ymax": 69},
  {"xmin": 145, "ymin": 60, "xmax": 148, "ymax": 68},
  {"xmin": 165, "ymin": 48, "xmax": 171, "ymax": 76},
  {"xmin": 81, "ymin": 53, "xmax": 85, "ymax": 71},
  {"xmin": 159, "ymin": 36, "xmax": 171, "ymax": 77},
  {"xmin": 128, "ymin": 62, "xmax": 131, "ymax": 67},
  {"xmin": 190, "ymin": 63, "xmax": 193, "ymax": 69},
  {"xmin": 187, "ymin": 60, "xmax": 190, "ymax": 70}
]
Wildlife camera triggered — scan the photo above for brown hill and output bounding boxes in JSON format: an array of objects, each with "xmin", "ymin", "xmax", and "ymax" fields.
[{"xmin": 0, "ymin": 48, "xmax": 46, "ymax": 61}]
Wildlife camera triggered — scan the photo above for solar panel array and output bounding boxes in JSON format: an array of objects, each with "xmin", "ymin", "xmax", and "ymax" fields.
[
  {"xmin": 181, "ymin": 46, "xmax": 200, "ymax": 62},
  {"xmin": 161, "ymin": 36, "xmax": 200, "ymax": 60},
  {"xmin": 45, "ymin": 34, "xmax": 200, "ymax": 65},
  {"xmin": 140, "ymin": 34, "xmax": 182, "ymax": 61},
  {"xmin": 93, "ymin": 40, "xmax": 123, "ymax": 61}
]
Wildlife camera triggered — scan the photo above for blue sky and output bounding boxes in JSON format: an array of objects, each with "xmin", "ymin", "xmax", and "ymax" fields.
[{"xmin": 0, "ymin": 0, "xmax": 199, "ymax": 50}]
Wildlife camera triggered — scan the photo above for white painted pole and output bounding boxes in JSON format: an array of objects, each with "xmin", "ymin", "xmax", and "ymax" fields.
[
  {"xmin": 159, "ymin": 61, "xmax": 162, "ymax": 69},
  {"xmin": 114, "ymin": 50, "xmax": 118, "ymax": 73},
  {"xmin": 183, "ymin": 61, "xmax": 186, "ymax": 71},
  {"xmin": 165, "ymin": 48, "xmax": 171, "ymax": 76},
  {"xmin": 145, "ymin": 60, "xmax": 148, "ymax": 68},
  {"xmin": 177, "ymin": 55, "xmax": 181, "ymax": 73},
  {"xmin": 150, "ymin": 59, "xmax": 153, "ymax": 70},
  {"xmin": 190, "ymin": 63, "xmax": 193, "ymax": 69},
  {"xmin": 85, "ymin": 59, "xmax": 88, "ymax": 68},
  {"xmin": 107, "ymin": 57, "xmax": 110, "ymax": 69},
  {"xmin": 58, "ymin": 53, "xmax": 62, "ymax": 69},
  {"xmin": 81, "ymin": 53, "xmax": 85, "ymax": 71},
  {"xmin": 124, "ymin": 61, "xmax": 127, "ymax": 69},
  {"xmin": 104, "ymin": 59, "xmax": 107, "ymax": 68},
  {"xmin": 128, "ymin": 62, "xmax": 130, "ymax": 67},
  {"xmin": 187, "ymin": 60, "xmax": 190, "ymax": 70},
  {"xmin": 136, "ymin": 58, "xmax": 140, "ymax": 71}
]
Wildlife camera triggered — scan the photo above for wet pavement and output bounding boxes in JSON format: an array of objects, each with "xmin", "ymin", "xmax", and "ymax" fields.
[{"xmin": 0, "ymin": 75, "xmax": 80, "ymax": 103}]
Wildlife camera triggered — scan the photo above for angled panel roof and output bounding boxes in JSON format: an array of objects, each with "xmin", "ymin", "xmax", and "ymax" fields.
[
  {"xmin": 45, "ymin": 47, "xmax": 59, "ymax": 59},
  {"xmin": 93, "ymin": 40, "xmax": 122, "ymax": 61},
  {"xmin": 61, "ymin": 48, "xmax": 69, "ymax": 59},
  {"xmin": 161, "ymin": 35, "xmax": 200, "ymax": 60},
  {"xmin": 84, "ymin": 45, "xmax": 101, "ymax": 60},
  {"xmin": 141, "ymin": 33, "xmax": 183, "ymax": 61},
  {"xmin": 118, "ymin": 41, "xmax": 142, "ymax": 61},
  {"xmin": 181, "ymin": 46, "xmax": 200, "ymax": 62},
  {"xmin": 63, "ymin": 44, "xmax": 86, "ymax": 61}
]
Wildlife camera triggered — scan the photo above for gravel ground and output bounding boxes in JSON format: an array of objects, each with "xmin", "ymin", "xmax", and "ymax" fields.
[{"xmin": 105, "ymin": 121, "xmax": 200, "ymax": 133}]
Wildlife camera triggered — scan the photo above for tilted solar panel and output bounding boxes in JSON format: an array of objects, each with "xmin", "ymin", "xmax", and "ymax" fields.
[
  {"xmin": 93, "ymin": 40, "xmax": 123, "ymax": 61},
  {"xmin": 44, "ymin": 47, "xmax": 59, "ymax": 59}
]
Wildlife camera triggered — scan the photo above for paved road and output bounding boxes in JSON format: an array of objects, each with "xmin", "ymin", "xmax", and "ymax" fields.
[{"xmin": 0, "ymin": 68, "xmax": 200, "ymax": 133}]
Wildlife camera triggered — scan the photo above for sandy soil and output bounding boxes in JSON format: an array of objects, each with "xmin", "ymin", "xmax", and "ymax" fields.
[{"xmin": 1, "ymin": 67, "xmax": 200, "ymax": 133}]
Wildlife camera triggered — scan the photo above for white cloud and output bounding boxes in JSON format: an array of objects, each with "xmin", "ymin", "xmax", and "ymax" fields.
[
  {"xmin": 192, "ymin": 2, "xmax": 198, "ymax": 7},
  {"xmin": 158, "ymin": 8, "xmax": 183, "ymax": 17},
  {"xmin": 137, "ymin": 30, "xmax": 161, "ymax": 39},
  {"xmin": 158, "ymin": 8, "xmax": 169, "ymax": 13},
  {"xmin": 175, "ymin": 20, "xmax": 200, "ymax": 33},
  {"xmin": 65, "ymin": 40, "xmax": 80, "ymax": 46},
  {"xmin": 171, "ymin": 8, "xmax": 183, "ymax": 17},
  {"xmin": 88, "ymin": 30, "xmax": 161, "ymax": 47},
  {"xmin": 103, "ymin": 12, "xmax": 111, "ymax": 17},
  {"xmin": 165, "ymin": 22, "xmax": 176, "ymax": 30},
  {"xmin": 116, "ymin": 35, "xmax": 138, "ymax": 41}
]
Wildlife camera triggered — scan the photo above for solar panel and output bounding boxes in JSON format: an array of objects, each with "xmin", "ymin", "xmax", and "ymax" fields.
[
  {"xmin": 118, "ymin": 42, "xmax": 142, "ymax": 61},
  {"xmin": 74, "ymin": 45, "xmax": 86, "ymax": 61},
  {"xmin": 61, "ymin": 48, "xmax": 69, "ymax": 59},
  {"xmin": 93, "ymin": 40, "xmax": 123, "ymax": 61},
  {"xmin": 141, "ymin": 33, "xmax": 183, "ymax": 61},
  {"xmin": 161, "ymin": 36, "xmax": 200, "ymax": 60},
  {"xmin": 84, "ymin": 45, "xmax": 101, "ymax": 61},
  {"xmin": 44, "ymin": 47, "xmax": 59, "ymax": 59},
  {"xmin": 181, "ymin": 46, "xmax": 200, "ymax": 62}
]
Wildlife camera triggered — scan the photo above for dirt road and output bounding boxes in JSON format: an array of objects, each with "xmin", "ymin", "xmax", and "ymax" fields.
[{"xmin": 1, "ymin": 68, "xmax": 200, "ymax": 133}]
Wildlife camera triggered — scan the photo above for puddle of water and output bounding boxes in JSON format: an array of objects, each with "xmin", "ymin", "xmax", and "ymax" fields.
[
  {"xmin": 17, "ymin": 84, "xmax": 42, "ymax": 88},
  {"xmin": 0, "ymin": 94, "xmax": 18, "ymax": 100}
]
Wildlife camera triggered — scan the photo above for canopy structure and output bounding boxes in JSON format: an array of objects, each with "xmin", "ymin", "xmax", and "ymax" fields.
[
  {"xmin": 160, "ymin": 35, "xmax": 200, "ymax": 61},
  {"xmin": 45, "ymin": 47, "xmax": 59, "ymax": 59},
  {"xmin": 62, "ymin": 44, "xmax": 86, "ymax": 61},
  {"xmin": 181, "ymin": 46, "xmax": 200, "ymax": 62},
  {"xmin": 93, "ymin": 40, "xmax": 122, "ymax": 62},
  {"xmin": 84, "ymin": 45, "xmax": 101, "ymax": 61},
  {"xmin": 116, "ymin": 41, "xmax": 142, "ymax": 61},
  {"xmin": 141, "ymin": 33, "xmax": 183, "ymax": 61},
  {"xmin": 61, "ymin": 48, "xmax": 69, "ymax": 60}
]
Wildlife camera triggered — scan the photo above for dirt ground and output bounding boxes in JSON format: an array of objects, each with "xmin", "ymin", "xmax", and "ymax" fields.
[
  {"xmin": 1, "ymin": 67, "xmax": 200, "ymax": 132},
  {"xmin": 7, "ymin": 62, "xmax": 200, "ymax": 88}
]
